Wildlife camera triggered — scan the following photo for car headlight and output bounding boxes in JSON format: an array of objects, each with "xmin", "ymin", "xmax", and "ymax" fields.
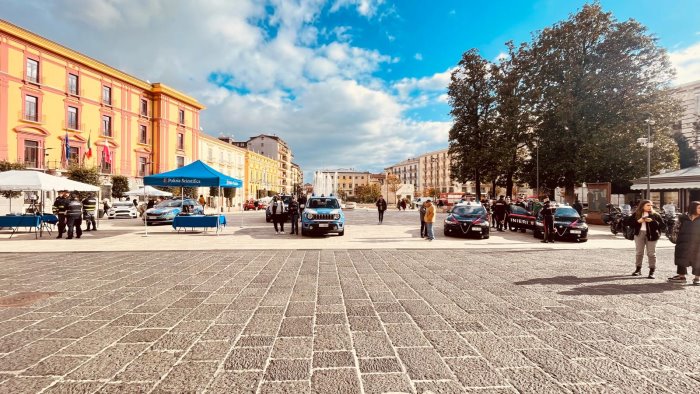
[
  {"xmin": 306, "ymin": 213, "xmax": 314, "ymax": 220},
  {"xmin": 164, "ymin": 211, "xmax": 176, "ymax": 218},
  {"xmin": 333, "ymin": 214, "xmax": 340, "ymax": 220}
]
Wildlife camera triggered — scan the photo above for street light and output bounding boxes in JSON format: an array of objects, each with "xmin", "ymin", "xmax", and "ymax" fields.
[{"xmin": 645, "ymin": 118, "xmax": 655, "ymax": 199}]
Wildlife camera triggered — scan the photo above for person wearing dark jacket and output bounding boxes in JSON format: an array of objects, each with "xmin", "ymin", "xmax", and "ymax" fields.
[
  {"xmin": 65, "ymin": 193, "xmax": 83, "ymax": 239},
  {"xmin": 288, "ymin": 197, "xmax": 300, "ymax": 235},
  {"xmin": 419, "ymin": 201, "xmax": 428, "ymax": 238},
  {"xmin": 668, "ymin": 201, "xmax": 700, "ymax": 285},
  {"xmin": 52, "ymin": 190, "xmax": 69, "ymax": 239},
  {"xmin": 271, "ymin": 195, "xmax": 286, "ymax": 234},
  {"xmin": 540, "ymin": 197, "xmax": 556, "ymax": 243},
  {"xmin": 376, "ymin": 196, "xmax": 387, "ymax": 224},
  {"xmin": 493, "ymin": 196, "xmax": 507, "ymax": 232},
  {"xmin": 626, "ymin": 200, "xmax": 665, "ymax": 278},
  {"xmin": 82, "ymin": 193, "xmax": 98, "ymax": 231},
  {"xmin": 572, "ymin": 199, "xmax": 584, "ymax": 216}
]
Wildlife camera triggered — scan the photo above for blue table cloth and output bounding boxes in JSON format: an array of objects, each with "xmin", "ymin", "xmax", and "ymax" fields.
[
  {"xmin": 0, "ymin": 215, "xmax": 42, "ymax": 238},
  {"xmin": 172, "ymin": 215, "xmax": 226, "ymax": 233}
]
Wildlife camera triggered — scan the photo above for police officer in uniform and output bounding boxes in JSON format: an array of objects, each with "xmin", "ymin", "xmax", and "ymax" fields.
[
  {"xmin": 514, "ymin": 196, "xmax": 527, "ymax": 209},
  {"xmin": 541, "ymin": 197, "xmax": 556, "ymax": 243},
  {"xmin": 493, "ymin": 196, "xmax": 507, "ymax": 232},
  {"xmin": 298, "ymin": 194, "xmax": 307, "ymax": 214},
  {"xmin": 52, "ymin": 190, "xmax": 69, "ymax": 239},
  {"xmin": 288, "ymin": 196, "xmax": 300, "ymax": 235},
  {"xmin": 82, "ymin": 192, "xmax": 98, "ymax": 231},
  {"xmin": 65, "ymin": 193, "xmax": 83, "ymax": 239}
]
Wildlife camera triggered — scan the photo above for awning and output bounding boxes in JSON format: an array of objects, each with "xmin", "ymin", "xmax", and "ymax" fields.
[
  {"xmin": 630, "ymin": 182, "xmax": 700, "ymax": 190},
  {"xmin": 144, "ymin": 160, "xmax": 242, "ymax": 188}
]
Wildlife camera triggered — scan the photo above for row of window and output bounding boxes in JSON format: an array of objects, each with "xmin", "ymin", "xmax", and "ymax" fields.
[{"xmin": 25, "ymin": 58, "xmax": 187, "ymax": 123}]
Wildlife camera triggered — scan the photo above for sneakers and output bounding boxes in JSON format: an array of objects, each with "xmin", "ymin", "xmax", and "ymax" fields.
[
  {"xmin": 648, "ymin": 268, "xmax": 655, "ymax": 279},
  {"xmin": 693, "ymin": 278, "xmax": 700, "ymax": 286},
  {"xmin": 632, "ymin": 267, "xmax": 642, "ymax": 276},
  {"xmin": 667, "ymin": 275, "xmax": 686, "ymax": 283}
]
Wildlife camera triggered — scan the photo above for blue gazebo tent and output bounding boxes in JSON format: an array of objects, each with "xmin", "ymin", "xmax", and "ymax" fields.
[{"xmin": 142, "ymin": 160, "xmax": 242, "ymax": 235}]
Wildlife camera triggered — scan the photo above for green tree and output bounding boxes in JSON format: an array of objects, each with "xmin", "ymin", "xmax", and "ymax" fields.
[
  {"xmin": 66, "ymin": 164, "xmax": 101, "ymax": 186},
  {"xmin": 447, "ymin": 49, "xmax": 498, "ymax": 200},
  {"xmin": 386, "ymin": 173, "xmax": 401, "ymax": 204},
  {"xmin": 209, "ymin": 186, "xmax": 220, "ymax": 197},
  {"xmin": 111, "ymin": 175, "xmax": 130, "ymax": 198},
  {"xmin": 522, "ymin": 3, "xmax": 680, "ymax": 201},
  {"xmin": 673, "ymin": 124, "xmax": 698, "ymax": 169},
  {"xmin": 0, "ymin": 161, "xmax": 26, "ymax": 199}
]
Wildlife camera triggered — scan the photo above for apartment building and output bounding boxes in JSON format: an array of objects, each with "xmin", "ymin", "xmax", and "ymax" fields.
[
  {"xmin": 198, "ymin": 134, "xmax": 246, "ymax": 208},
  {"xmin": 385, "ymin": 157, "xmax": 419, "ymax": 191},
  {"xmin": 0, "ymin": 19, "xmax": 204, "ymax": 189},
  {"xmin": 417, "ymin": 148, "xmax": 471, "ymax": 195},
  {"xmin": 673, "ymin": 79, "xmax": 700, "ymax": 164},
  {"xmin": 246, "ymin": 150, "xmax": 279, "ymax": 199},
  {"xmin": 290, "ymin": 162, "xmax": 303, "ymax": 195},
  {"xmin": 246, "ymin": 134, "xmax": 293, "ymax": 194},
  {"xmin": 318, "ymin": 169, "xmax": 371, "ymax": 198}
]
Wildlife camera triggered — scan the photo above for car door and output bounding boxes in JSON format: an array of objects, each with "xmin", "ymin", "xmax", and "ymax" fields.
[{"xmin": 508, "ymin": 204, "xmax": 536, "ymax": 231}]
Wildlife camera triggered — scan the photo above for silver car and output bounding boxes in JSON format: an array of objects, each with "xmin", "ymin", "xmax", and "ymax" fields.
[{"xmin": 107, "ymin": 201, "xmax": 138, "ymax": 219}]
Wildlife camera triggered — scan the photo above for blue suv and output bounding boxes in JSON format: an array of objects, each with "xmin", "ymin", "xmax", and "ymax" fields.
[{"xmin": 301, "ymin": 196, "xmax": 345, "ymax": 236}]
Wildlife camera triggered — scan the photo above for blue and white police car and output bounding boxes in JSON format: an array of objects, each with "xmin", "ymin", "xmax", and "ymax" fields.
[{"xmin": 301, "ymin": 196, "xmax": 345, "ymax": 236}]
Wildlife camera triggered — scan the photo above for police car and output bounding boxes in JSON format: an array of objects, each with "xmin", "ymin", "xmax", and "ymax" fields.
[
  {"xmin": 301, "ymin": 196, "xmax": 345, "ymax": 236},
  {"xmin": 507, "ymin": 203, "xmax": 537, "ymax": 233},
  {"xmin": 534, "ymin": 204, "xmax": 588, "ymax": 242},
  {"xmin": 443, "ymin": 202, "xmax": 490, "ymax": 239}
]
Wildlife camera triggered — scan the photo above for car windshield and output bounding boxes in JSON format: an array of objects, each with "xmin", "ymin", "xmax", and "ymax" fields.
[
  {"xmin": 308, "ymin": 198, "xmax": 340, "ymax": 209},
  {"xmin": 452, "ymin": 205, "xmax": 485, "ymax": 216},
  {"xmin": 555, "ymin": 207, "xmax": 580, "ymax": 218},
  {"xmin": 155, "ymin": 200, "xmax": 183, "ymax": 208}
]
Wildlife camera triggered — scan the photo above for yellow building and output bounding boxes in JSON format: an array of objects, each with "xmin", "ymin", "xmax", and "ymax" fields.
[
  {"xmin": 0, "ymin": 19, "xmax": 204, "ymax": 189},
  {"xmin": 290, "ymin": 162, "xmax": 303, "ymax": 195},
  {"xmin": 198, "ymin": 134, "xmax": 246, "ymax": 209},
  {"xmin": 245, "ymin": 150, "xmax": 279, "ymax": 199}
]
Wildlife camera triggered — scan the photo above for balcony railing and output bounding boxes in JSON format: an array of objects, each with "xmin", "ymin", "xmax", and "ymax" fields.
[
  {"xmin": 66, "ymin": 88, "xmax": 85, "ymax": 97},
  {"xmin": 19, "ymin": 111, "xmax": 45, "ymax": 123},
  {"xmin": 65, "ymin": 121, "xmax": 84, "ymax": 131},
  {"xmin": 24, "ymin": 159, "xmax": 41, "ymax": 169}
]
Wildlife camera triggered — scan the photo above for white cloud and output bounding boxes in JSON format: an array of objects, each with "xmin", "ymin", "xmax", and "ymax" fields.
[
  {"xmin": 414, "ymin": 53, "xmax": 423, "ymax": 61},
  {"xmin": 669, "ymin": 41, "xmax": 700, "ymax": 85},
  {"xmin": 6, "ymin": 0, "xmax": 449, "ymax": 177}
]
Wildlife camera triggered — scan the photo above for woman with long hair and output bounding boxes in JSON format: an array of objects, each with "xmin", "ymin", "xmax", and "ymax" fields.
[
  {"xmin": 628, "ymin": 200, "xmax": 665, "ymax": 278},
  {"xmin": 668, "ymin": 201, "xmax": 700, "ymax": 285}
]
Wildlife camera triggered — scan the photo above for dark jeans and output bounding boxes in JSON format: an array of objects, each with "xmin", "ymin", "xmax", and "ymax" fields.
[
  {"xmin": 543, "ymin": 216, "xmax": 554, "ymax": 241},
  {"xmin": 84, "ymin": 213, "xmax": 96, "ymax": 230},
  {"xmin": 420, "ymin": 220, "xmax": 427, "ymax": 237},
  {"xmin": 378, "ymin": 210, "xmax": 385, "ymax": 223},
  {"xmin": 677, "ymin": 264, "xmax": 700, "ymax": 276},
  {"xmin": 290, "ymin": 214, "xmax": 299, "ymax": 234},
  {"xmin": 496, "ymin": 214, "xmax": 505, "ymax": 231},
  {"xmin": 66, "ymin": 216, "xmax": 82, "ymax": 238},
  {"xmin": 273, "ymin": 215, "xmax": 285, "ymax": 232},
  {"xmin": 57, "ymin": 214, "xmax": 66, "ymax": 237}
]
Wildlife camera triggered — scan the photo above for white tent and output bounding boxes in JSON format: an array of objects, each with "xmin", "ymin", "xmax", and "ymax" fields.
[
  {"xmin": 0, "ymin": 170, "xmax": 99, "ymax": 192},
  {"xmin": 123, "ymin": 185, "xmax": 172, "ymax": 197}
]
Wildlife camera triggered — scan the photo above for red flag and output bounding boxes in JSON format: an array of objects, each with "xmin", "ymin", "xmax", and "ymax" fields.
[
  {"xmin": 85, "ymin": 133, "xmax": 93, "ymax": 159},
  {"xmin": 103, "ymin": 144, "xmax": 111, "ymax": 164}
]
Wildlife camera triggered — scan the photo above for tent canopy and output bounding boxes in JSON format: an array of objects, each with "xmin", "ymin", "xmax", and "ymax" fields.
[
  {"xmin": 0, "ymin": 170, "xmax": 100, "ymax": 192},
  {"xmin": 123, "ymin": 185, "xmax": 173, "ymax": 197},
  {"xmin": 144, "ymin": 160, "xmax": 242, "ymax": 188}
]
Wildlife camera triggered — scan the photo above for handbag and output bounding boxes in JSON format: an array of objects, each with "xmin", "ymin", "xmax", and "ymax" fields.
[{"xmin": 623, "ymin": 225, "xmax": 635, "ymax": 240}]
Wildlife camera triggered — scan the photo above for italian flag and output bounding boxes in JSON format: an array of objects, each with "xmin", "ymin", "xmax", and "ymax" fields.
[{"xmin": 85, "ymin": 133, "xmax": 93, "ymax": 159}]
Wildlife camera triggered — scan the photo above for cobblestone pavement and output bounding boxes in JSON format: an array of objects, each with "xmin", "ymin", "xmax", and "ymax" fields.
[{"xmin": 1, "ymin": 248, "xmax": 699, "ymax": 393}]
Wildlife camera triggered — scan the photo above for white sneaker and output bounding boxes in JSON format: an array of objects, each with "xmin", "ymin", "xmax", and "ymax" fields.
[{"xmin": 275, "ymin": 231, "xmax": 279, "ymax": 235}]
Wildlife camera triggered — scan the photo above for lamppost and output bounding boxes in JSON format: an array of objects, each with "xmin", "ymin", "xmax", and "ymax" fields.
[
  {"xmin": 535, "ymin": 137, "xmax": 539, "ymax": 199},
  {"xmin": 645, "ymin": 118, "xmax": 655, "ymax": 199},
  {"xmin": 430, "ymin": 157, "xmax": 438, "ymax": 198}
]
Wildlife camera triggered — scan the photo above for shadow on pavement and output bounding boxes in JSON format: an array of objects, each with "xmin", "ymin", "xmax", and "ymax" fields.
[
  {"xmin": 514, "ymin": 275, "xmax": 638, "ymax": 286},
  {"xmin": 558, "ymin": 282, "xmax": 687, "ymax": 296}
]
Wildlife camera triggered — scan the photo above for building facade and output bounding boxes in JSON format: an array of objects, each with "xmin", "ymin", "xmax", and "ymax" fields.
[
  {"xmin": 290, "ymin": 162, "xmax": 303, "ymax": 196},
  {"xmin": 197, "ymin": 134, "xmax": 246, "ymax": 209},
  {"xmin": 385, "ymin": 157, "xmax": 419, "ymax": 191},
  {"xmin": 246, "ymin": 134, "xmax": 293, "ymax": 194},
  {"xmin": 245, "ymin": 150, "xmax": 279, "ymax": 199},
  {"xmin": 0, "ymin": 19, "xmax": 204, "ymax": 190},
  {"xmin": 673, "ymin": 80, "xmax": 700, "ymax": 164},
  {"xmin": 417, "ymin": 148, "xmax": 470, "ymax": 195},
  {"xmin": 318, "ymin": 169, "xmax": 371, "ymax": 198}
]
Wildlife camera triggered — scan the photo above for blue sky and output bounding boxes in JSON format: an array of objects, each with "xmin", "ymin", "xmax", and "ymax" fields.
[{"xmin": 3, "ymin": 0, "xmax": 699, "ymax": 180}]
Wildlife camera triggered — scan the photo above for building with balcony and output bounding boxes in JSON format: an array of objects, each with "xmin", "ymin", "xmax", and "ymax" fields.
[
  {"xmin": 318, "ymin": 169, "xmax": 371, "ymax": 199},
  {"xmin": 246, "ymin": 134, "xmax": 293, "ymax": 194},
  {"xmin": 672, "ymin": 79, "xmax": 700, "ymax": 164},
  {"xmin": 385, "ymin": 157, "xmax": 419, "ymax": 191},
  {"xmin": 290, "ymin": 162, "xmax": 303, "ymax": 196},
  {"xmin": 0, "ymin": 19, "xmax": 204, "ymax": 190},
  {"xmin": 417, "ymin": 148, "xmax": 470, "ymax": 195},
  {"xmin": 245, "ymin": 150, "xmax": 279, "ymax": 199},
  {"xmin": 197, "ymin": 134, "xmax": 246, "ymax": 209}
]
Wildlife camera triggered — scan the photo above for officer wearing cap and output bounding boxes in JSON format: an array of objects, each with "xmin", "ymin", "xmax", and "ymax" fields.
[
  {"xmin": 82, "ymin": 192, "xmax": 98, "ymax": 231},
  {"xmin": 65, "ymin": 192, "xmax": 83, "ymax": 239},
  {"xmin": 52, "ymin": 190, "xmax": 69, "ymax": 239},
  {"xmin": 493, "ymin": 196, "xmax": 507, "ymax": 232},
  {"xmin": 541, "ymin": 196, "xmax": 556, "ymax": 243}
]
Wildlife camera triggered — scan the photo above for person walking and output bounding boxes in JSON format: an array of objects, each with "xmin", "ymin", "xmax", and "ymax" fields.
[
  {"xmin": 272, "ymin": 195, "xmax": 286, "ymax": 234},
  {"xmin": 627, "ymin": 200, "xmax": 665, "ymax": 278},
  {"xmin": 65, "ymin": 193, "xmax": 83, "ymax": 239},
  {"xmin": 376, "ymin": 195, "xmax": 387, "ymax": 224},
  {"xmin": 198, "ymin": 194, "xmax": 206, "ymax": 208},
  {"xmin": 541, "ymin": 197, "xmax": 556, "ymax": 243},
  {"xmin": 52, "ymin": 190, "xmax": 69, "ymax": 239},
  {"xmin": 82, "ymin": 193, "xmax": 98, "ymax": 231},
  {"xmin": 424, "ymin": 199, "xmax": 436, "ymax": 241},
  {"xmin": 288, "ymin": 196, "xmax": 300, "ymax": 235},
  {"xmin": 419, "ymin": 201, "xmax": 428, "ymax": 238},
  {"xmin": 668, "ymin": 201, "xmax": 700, "ymax": 285},
  {"xmin": 493, "ymin": 196, "xmax": 507, "ymax": 232}
]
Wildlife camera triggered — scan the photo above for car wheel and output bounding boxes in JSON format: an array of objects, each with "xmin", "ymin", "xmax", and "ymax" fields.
[
  {"xmin": 520, "ymin": 228, "xmax": 526, "ymax": 233},
  {"xmin": 443, "ymin": 229, "xmax": 449, "ymax": 236},
  {"xmin": 482, "ymin": 234, "xmax": 490, "ymax": 239},
  {"xmin": 338, "ymin": 230, "xmax": 344, "ymax": 236},
  {"xmin": 533, "ymin": 229, "xmax": 542, "ymax": 238},
  {"xmin": 301, "ymin": 229, "xmax": 308, "ymax": 236}
]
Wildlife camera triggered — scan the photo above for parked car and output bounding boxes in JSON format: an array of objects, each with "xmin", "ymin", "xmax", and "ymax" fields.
[
  {"xmin": 301, "ymin": 196, "xmax": 345, "ymax": 236},
  {"xmin": 266, "ymin": 195, "xmax": 293, "ymax": 222},
  {"xmin": 144, "ymin": 199, "xmax": 203, "ymax": 225},
  {"xmin": 443, "ymin": 202, "xmax": 490, "ymax": 239},
  {"xmin": 507, "ymin": 203, "xmax": 537, "ymax": 233},
  {"xmin": 107, "ymin": 201, "xmax": 138, "ymax": 219},
  {"xmin": 243, "ymin": 199, "xmax": 264, "ymax": 211},
  {"xmin": 344, "ymin": 201, "xmax": 357, "ymax": 210},
  {"xmin": 534, "ymin": 204, "xmax": 588, "ymax": 242}
]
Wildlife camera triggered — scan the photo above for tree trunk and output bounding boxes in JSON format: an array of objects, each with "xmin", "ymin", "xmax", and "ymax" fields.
[
  {"xmin": 474, "ymin": 168, "xmax": 481, "ymax": 202},
  {"xmin": 491, "ymin": 178, "xmax": 497, "ymax": 199},
  {"xmin": 505, "ymin": 171, "xmax": 514, "ymax": 198},
  {"xmin": 565, "ymin": 184, "xmax": 575, "ymax": 204}
]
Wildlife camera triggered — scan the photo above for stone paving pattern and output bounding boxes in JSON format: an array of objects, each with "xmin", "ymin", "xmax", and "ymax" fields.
[{"xmin": 1, "ymin": 248, "xmax": 699, "ymax": 393}]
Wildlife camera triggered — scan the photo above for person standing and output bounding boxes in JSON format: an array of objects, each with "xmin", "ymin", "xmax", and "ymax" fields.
[
  {"xmin": 376, "ymin": 195, "xmax": 387, "ymax": 224},
  {"xmin": 65, "ymin": 193, "xmax": 83, "ymax": 239},
  {"xmin": 419, "ymin": 201, "xmax": 428, "ymax": 238},
  {"xmin": 272, "ymin": 195, "xmax": 286, "ymax": 234},
  {"xmin": 668, "ymin": 201, "xmax": 700, "ymax": 285},
  {"xmin": 52, "ymin": 190, "xmax": 69, "ymax": 239},
  {"xmin": 298, "ymin": 194, "xmax": 307, "ymax": 214},
  {"xmin": 540, "ymin": 197, "xmax": 556, "ymax": 243},
  {"xmin": 198, "ymin": 194, "xmax": 206, "ymax": 208},
  {"xmin": 493, "ymin": 196, "xmax": 507, "ymax": 232},
  {"xmin": 288, "ymin": 196, "xmax": 300, "ymax": 235},
  {"xmin": 82, "ymin": 193, "xmax": 98, "ymax": 231},
  {"xmin": 424, "ymin": 199, "xmax": 436, "ymax": 241},
  {"xmin": 573, "ymin": 199, "xmax": 584, "ymax": 216},
  {"xmin": 627, "ymin": 200, "xmax": 665, "ymax": 278}
]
